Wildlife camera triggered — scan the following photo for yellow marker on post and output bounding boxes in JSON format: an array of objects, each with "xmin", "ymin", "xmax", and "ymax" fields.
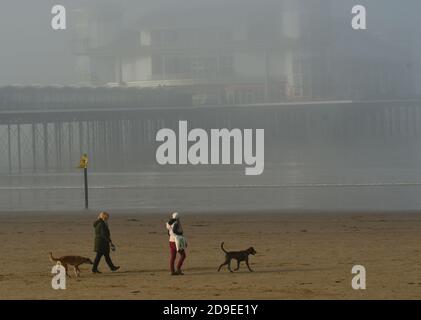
[
  {"xmin": 79, "ymin": 154, "xmax": 89, "ymax": 169},
  {"xmin": 79, "ymin": 154, "xmax": 89, "ymax": 209}
]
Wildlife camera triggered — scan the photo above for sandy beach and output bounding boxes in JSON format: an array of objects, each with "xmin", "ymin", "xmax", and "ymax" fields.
[{"xmin": 1, "ymin": 211, "xmax": 421, "ymax": 299}]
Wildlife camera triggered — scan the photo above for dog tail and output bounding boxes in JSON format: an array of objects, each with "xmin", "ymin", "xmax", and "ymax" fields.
[
  {"xmin": 221, "ymin": 242, "xmax": 228, "ymax": 254},
  {"xmin": 49, "ymin": 252, "xmax": 58, "ymax": 263}
]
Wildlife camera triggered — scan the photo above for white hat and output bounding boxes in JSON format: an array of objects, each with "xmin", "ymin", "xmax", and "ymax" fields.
[{"xmin": 172, "ymin": 212, "xmax": 180, "ymax": 219}]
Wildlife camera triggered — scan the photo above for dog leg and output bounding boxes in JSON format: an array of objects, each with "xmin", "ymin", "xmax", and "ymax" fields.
[
  {"xmin": 63, "ymin": 264, "xmax": 71, "ymax": 278},
  {"xmin": 245, "ymin": 258, "xmax": 253, "ymax": 272},
  {"xmin": 218, "ymin": 260, "xmax": 228, "ymax": 272},
  {"xmin": 227, "ymin": 259, "xmax": 233, "ymax": 273},
  {"xmin": 234, "ymin": 260, "xmax": 240, "ymax": 271},
  {"xmin": 73, "ymin": 266, "xmax": 78, "ymax": 277},
  {"xmin": 74, "ymin": 265, "xmax": 82, "ymax": 278}
]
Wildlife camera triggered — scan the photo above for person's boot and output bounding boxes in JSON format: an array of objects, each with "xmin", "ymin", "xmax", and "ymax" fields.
[
  {"xmin": 111, "ymin": 266, "xmax": 120, "ymax": 272},
  {"xmin": 176, "ymin": 269, "xmax": 184, "ymax": 275},
  {"xmin": 92, "ymin": 269, "xmax": 102, "ymax": 274}
]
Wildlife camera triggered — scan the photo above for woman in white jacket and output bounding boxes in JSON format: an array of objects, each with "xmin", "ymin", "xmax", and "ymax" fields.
[{"xmin": 166, "ymin": 212, "xmax": 187, "ymax": 275}]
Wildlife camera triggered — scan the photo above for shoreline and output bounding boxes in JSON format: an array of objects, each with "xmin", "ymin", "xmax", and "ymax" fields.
[{"xmin": 1, "ymin": 208, "xmax": 421, "ymax": 215}]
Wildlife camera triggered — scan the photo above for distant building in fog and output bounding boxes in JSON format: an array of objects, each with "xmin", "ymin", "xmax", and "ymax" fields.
[
  {"xmin": 70, "ymin": 0, "xmax": 416, "ymax": 104},
  {"xmin": 71, "ymin": 4, "xmax": 124, "ymax": 86}
]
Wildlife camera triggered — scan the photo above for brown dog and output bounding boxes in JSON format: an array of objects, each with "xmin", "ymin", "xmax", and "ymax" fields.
[
  {"xmin": 218, "ymin": 242, "xmax": 256, "ymax": 272},
  {"xmin": 49, "ymin": 252, "xmax": 93, "ymax": 277}
]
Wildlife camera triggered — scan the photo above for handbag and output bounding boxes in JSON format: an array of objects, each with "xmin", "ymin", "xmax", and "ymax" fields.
[{"xmin": 174, "ymin": 235, "xmax": 187, "ymax": 252}]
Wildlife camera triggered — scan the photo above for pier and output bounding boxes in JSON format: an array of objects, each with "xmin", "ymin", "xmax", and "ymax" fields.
[{"xmin": 1, "ymin": 86, "xmax": 421, "ymax": 174}]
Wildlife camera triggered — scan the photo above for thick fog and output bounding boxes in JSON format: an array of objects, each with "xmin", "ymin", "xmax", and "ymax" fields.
[
  {"xmin": 0, "ymin": 0, "xmax": 420, "ymax": 87},
  {"xmin": 1, "ymin": 1, "xmax": 421, "ymax": 212}
]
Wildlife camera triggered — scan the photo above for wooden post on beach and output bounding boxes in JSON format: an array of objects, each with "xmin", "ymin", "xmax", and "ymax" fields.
[{"xmin": 79, "ymin": 154, "xmax": 89, "ymax": 209}]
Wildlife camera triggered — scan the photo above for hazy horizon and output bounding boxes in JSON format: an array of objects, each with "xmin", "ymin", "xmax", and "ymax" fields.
[{"xmin": 0, "ymin": 0, "xmax": 420, "ymax": 88}]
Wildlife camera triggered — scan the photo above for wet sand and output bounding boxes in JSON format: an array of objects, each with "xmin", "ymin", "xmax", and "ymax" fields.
[{"xmin": 1, "ymin": 211, "xmax": 421, "ymax": 299}]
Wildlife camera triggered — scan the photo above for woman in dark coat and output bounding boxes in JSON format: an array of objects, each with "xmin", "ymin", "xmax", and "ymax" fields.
[{"xmin": 92, "ymin": 211, "xmax": 120, "ymax": 273}]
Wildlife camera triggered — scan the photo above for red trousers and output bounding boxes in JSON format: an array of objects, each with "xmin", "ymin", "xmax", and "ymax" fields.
[{"xmin": 169, "ymin": 241, "xmax": 186, "ymax": 272}]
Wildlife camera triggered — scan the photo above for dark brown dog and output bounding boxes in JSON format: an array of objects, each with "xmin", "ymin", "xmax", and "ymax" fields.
[
  {"xmin": 218, "ymin": 242, "xmax": 256, "ymax": 272},
  {"xmin": 49, "ymin": 252, "xmax": 93, "ymax": 277}
]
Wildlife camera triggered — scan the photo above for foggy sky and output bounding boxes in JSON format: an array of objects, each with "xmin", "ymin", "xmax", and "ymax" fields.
[{"xmin": 0, "ymin": 0, "xmax": 420, "ymax": 86}]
